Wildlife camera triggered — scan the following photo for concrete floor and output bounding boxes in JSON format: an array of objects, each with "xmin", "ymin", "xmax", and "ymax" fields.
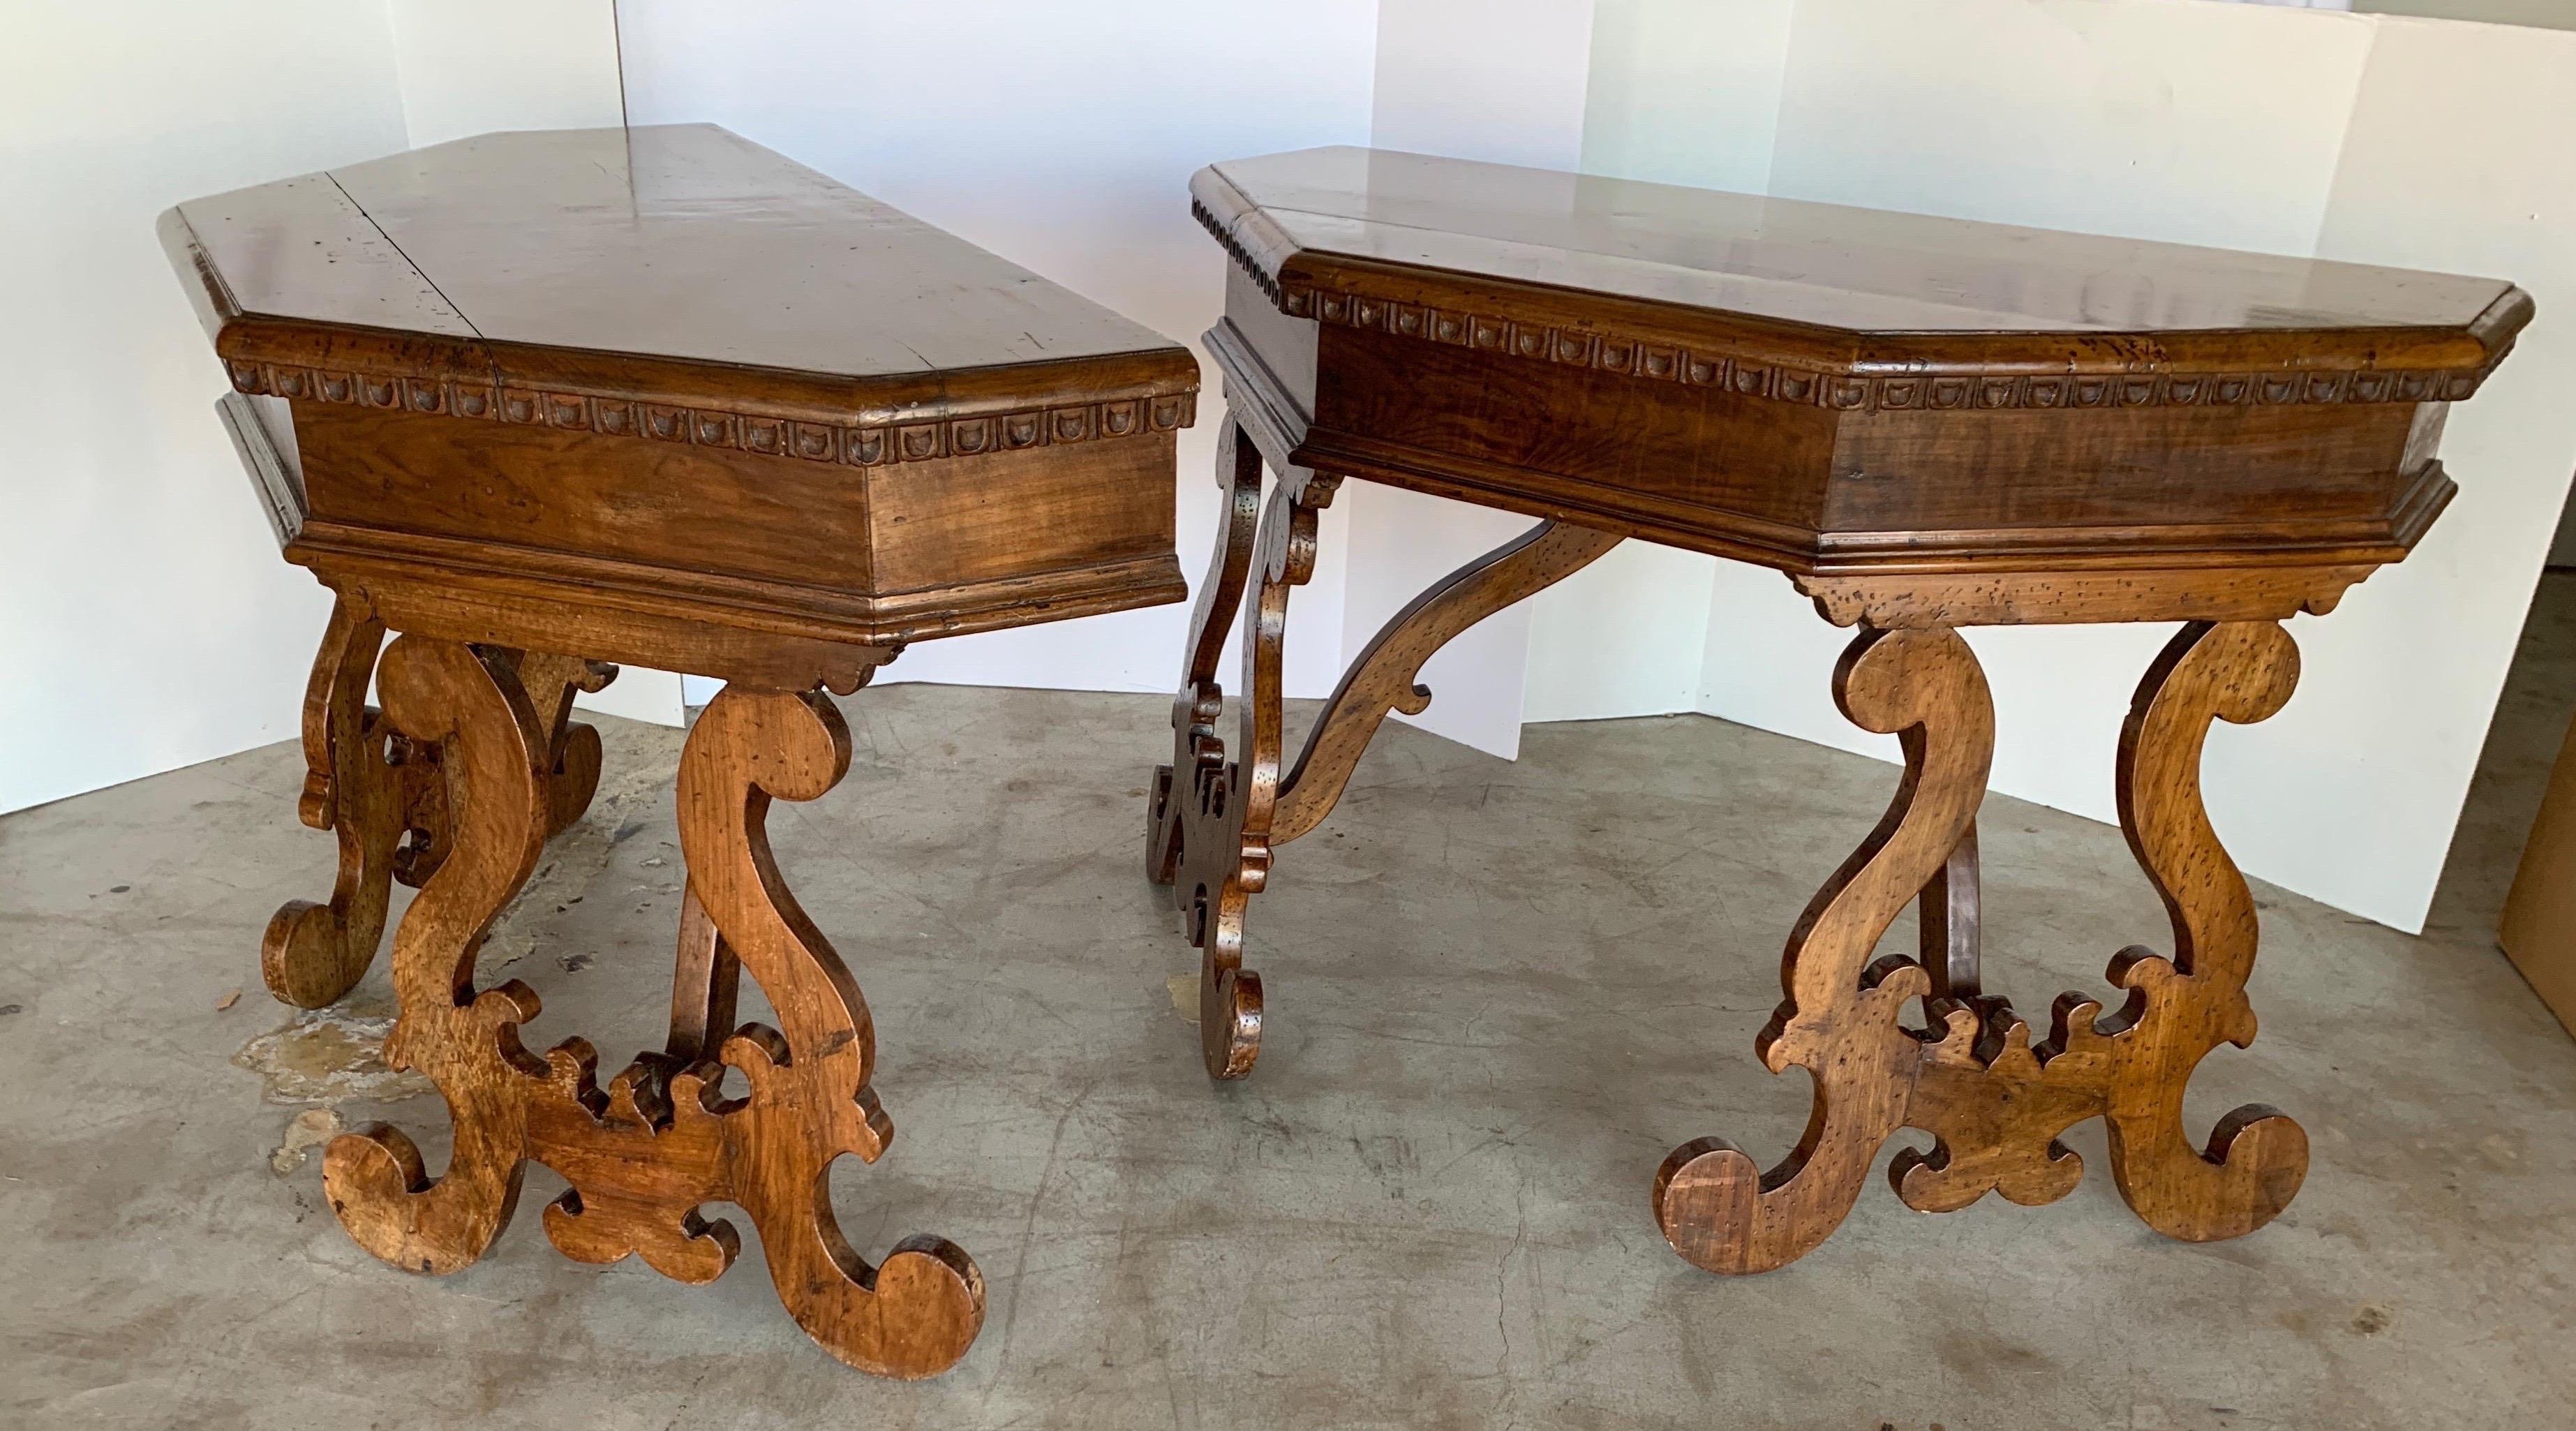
[{"xmin": 5, "ymin": 578, "xmax": 2574, "ymax": 1430}]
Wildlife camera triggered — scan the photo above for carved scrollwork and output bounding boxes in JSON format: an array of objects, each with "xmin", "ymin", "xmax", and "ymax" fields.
[
  {"xmin": 1656, "ymin": 618, "xmax": 2309, "ymax": 1275},
  {"xmin": 1889, "ymin": 621, "xmax": 2309, "ymax": 1236},
  {"xmin": 1655, "ymin": 627, "xmax": 1993, "ymax": 1275},
  {"xmin": 2097, "ymin": 619, "xmax": 2309, "ymax": 1239},
  {"xmin": 1147, "ymin": 421, "xmax": 1266, "ymax": 888},
  {"xmin": 1271, "ymin": 520, "xmax": 1619, "ymax": 844},
  {"xmin": 1147, "ymin": 413, "xmax": 1623, "ymax": 1081},
  {"xmin": 263, "ymin": 600, "xmax": 613, "ymax": 1009},
  {"xmin": 322, "ymin": 636, "xmax": 554, "ymax": 1273},
  {"xmin": 1163, "ymin": 459, "xmax": 1340, "ymax": 1079},
  {"xmin": 320, "ymin": 640, "xmax": 980, "ymax": 1378}
]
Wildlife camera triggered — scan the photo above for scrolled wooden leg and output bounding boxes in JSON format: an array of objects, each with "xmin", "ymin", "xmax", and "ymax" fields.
[
  {"xmin": 322, "ymin": 636, "xmax": 553, "ymax": 1275},
  {"xmin": 1152, "ymin": 418, "xmax": 1620, "ymax": 1082},
  {"xmin": 1885, "ymin": 621, "xmax": 2309, "ymax": 1233},
  {"xmin": 2099, "ymin": 619, "xmax": 2309, "ymax": 1240},
  {"xmin": 262, "ymin": 596, "xmax": 410, "ymax": 1009},
  {"xmin": 1655, "ymin": 627, "xmax": 1993, "ymax": 1273},
  {"xmin": 1149, "ymin": 419, "xmax": 1266, "ymax": 886},
  {"xmin": 1654, "ymin": 620, "xmax": 2309, "ymax": 1272},
  {"xmin": 318, "ymin": 639, "xmax": 976, "ymax": 1375},
  {"xmin": 1169, "ymin": 464, "xmax": 1337, "ymax": 1079},
  {"xmin": 263, "ymin": 614, "xmax": 616, "ymax": 1009},
  {"xmin": 1165, "ymin": 461, "xmax": 1614, "ymax": 1080},
  {"xmin": 514, "ymin": 651, "xmax": 618, "ymax": 839},
  {"xmin": 662, "ymin": 679, "xmax": 983, "ymax": 1377}
]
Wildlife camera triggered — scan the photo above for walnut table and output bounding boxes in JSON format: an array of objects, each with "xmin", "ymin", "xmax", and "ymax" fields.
[
  {"xmin": 1156, "ymin": 147, "xmax": 2529, "ymax": 1274},
  {"xmin": 163, "ymin": 124, "xmax": 1196, "ymax": 1377}
]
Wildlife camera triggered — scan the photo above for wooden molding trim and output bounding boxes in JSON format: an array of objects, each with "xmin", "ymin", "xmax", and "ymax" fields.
[
  {"xmin": 1192, "ymin": 194, "xmax": 2522, "ymax": 415},
  {"xmin": 1205, "ymin": 326, "xmax": 2433, "ymax": 584},
  {"xmin": 224, "ymin": 359, "xmax": 1196, "ymax": 468},
  {"xmin": 1792, "ymin": 565, "xmax": 2376, "ymax": 628}
]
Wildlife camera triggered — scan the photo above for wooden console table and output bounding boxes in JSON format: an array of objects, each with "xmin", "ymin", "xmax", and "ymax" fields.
[
  {"xmin": 1156, "ymin": 147, "xmax": 2529, "ymax": 1273},
  {"xmin": 164, "ymin": 124, "xmax": 1195, "ymax": 1377}
]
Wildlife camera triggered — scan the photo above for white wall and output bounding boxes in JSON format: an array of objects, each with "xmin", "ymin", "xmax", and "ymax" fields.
[
  {"xmin": 613, "ymin": 0, "xmax": 1381, "ymax": 710},
  {"xmin": 1, "ymin": 3, "xmax": 411, "ymax": 814},
  {"xmin": 1578, "ymin": 0, "xmax": 2576, "ymax": 932},
  {"xmin": 386, "ymin": 0, "xmax": 627, "ymax": 149},
  {"xmin": 0, "ymin": 1, "xmax": 642, "ymax": 815},
  {"xmin": 2293, "ymin": 15, "xmax": 2576, "ymax": 906}
]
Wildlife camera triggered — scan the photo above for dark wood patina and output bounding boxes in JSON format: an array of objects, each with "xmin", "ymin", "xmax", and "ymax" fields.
[
  {"xmin": 1150, "ymin": 144, "xmax": 2529, "ymax": 1273},
  {"xmin": 167, "ymin": 123, "xmax": 1196, "ymax": 1378}
]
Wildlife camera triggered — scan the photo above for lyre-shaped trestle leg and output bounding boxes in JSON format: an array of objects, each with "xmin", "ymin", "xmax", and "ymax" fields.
[
  {"xmin": 1147, "ymin": 408, "xmax": 1620, "ymax": 1080},
  {"xmin": 1147, "ymin": 420, "xmax": 1265, "ymax": 887},
  {"xmin": 657, "ymin": 683, "xmax": 985, "ymax": 1377},
  {"xmin": 1654, "ymin": 618, "xmax": 2309, "ymax": 1275},
  {"xmin": 261, "ymin": 598, "xmax": 415, "ymax": 1008},
  {"xmin": 322, "ymin": 637, "xmax": 554, "ymax": 1274},
  {"xmin": 1172, "ymin": 462, "xmax": 1340, "ymax": 1078},
  {"xmin": 263, "ymin": 595, "xmax": 613, "ymax": 1009},
  {"xmin": 322, "ymin": 640, "xmax": 981, "ymax": 1379},
  {"xmin": 1149, "ymin": 413, "xmax": 1342, "ymax": 1078}
]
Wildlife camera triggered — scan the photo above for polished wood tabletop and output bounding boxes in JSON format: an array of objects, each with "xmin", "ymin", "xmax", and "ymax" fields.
[
  {"xmin": 1157, "ymin": 146, "xmax": 2530, "ymax": 1289},
  {"xmin": 1196, "ymin": 144, "xmax": 2523, "ymax": 379},
  {"xmin": 167, "ymin": 122, "xmax": 1192, "ymax": 422}
]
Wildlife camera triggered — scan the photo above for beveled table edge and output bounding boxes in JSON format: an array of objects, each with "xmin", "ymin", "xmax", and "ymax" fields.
[
  {"xmin": 162, "ymin": 205, "xmax": 1203, "ymax": 461},
  {"xmin": 1191, "ymin": 162, "xmax": 2532, "ymax": 413}
]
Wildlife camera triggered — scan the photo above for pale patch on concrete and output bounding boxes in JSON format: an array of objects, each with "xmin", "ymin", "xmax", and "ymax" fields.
[
  {"xmin": 269, "ymin": 1107, "xmax": 343, "ymax": 1175},
  {"xmin": 232, "ymin": 1000, "xmax": 433, "ymax": 1106},
  {"xmin": 1167, "ymin": 972, "xmax": 1199, "ymax": 1025}
]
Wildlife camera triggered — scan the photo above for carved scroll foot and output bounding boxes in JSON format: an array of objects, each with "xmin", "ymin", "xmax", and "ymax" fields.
[
  {"xmin": 2099, "ymin": 619, "xmax": 2308, "ymax": 1241},
  {"xmin": 1656, "ymin": 628, "xmax": 1992, "ymax": 1274},
  {"xmin": 1657, "ymin": 619, "xmax": 2307, "ymax": 1275},
  {"xmin": 1167, "ymin": 465, "xmax": 1330, "ymax": 1079},
  {"xmin": 263, "ymin": 599, "xmax": 614, "ymax": 1009},
  {"xmin": 261, "ymin": 598, "xmax": 415, "ymax": 1009},
  {"xmin": 322, "ymin": 639, "xmax": 978, "ymax": 1378}
]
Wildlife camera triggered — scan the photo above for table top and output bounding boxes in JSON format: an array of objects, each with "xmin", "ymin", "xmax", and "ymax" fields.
[
  {"xmin": 165, "ymin": 124, "xmax": 1195, "ymax": 429},
  {"xmin": 1196, "ymin": 147, "xmax": 2529, "ymax": 402}
]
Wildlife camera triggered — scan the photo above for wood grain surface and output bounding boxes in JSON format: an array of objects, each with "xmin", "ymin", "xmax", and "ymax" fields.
[
  {"xmin": 1654, "ymin": 621, "xmax": 2309, "ymax": 1273},
  {"xmin": 322, "ymin": 637, "xmax": 982, "ymax": 1378}
]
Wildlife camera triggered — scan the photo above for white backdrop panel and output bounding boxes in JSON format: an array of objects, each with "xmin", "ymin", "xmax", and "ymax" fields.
[
  {"xmin": 1592, "ymin": 0, "xmax": 2567, "ymax": 931},
  {"xmin": 1360, "ymin": 0, "xmax": 1598, "ymax": 757},
  {"xmin": 2278, "ymin": 16, "xmax": 2576, "ymax": 925},
  {"xmin": 614, "ymin": 0, "xmax": 1380, "ymax": 706},
  {"xmin": 1, "ymin": 4, "xmax": 412, "ymax": 813}
]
